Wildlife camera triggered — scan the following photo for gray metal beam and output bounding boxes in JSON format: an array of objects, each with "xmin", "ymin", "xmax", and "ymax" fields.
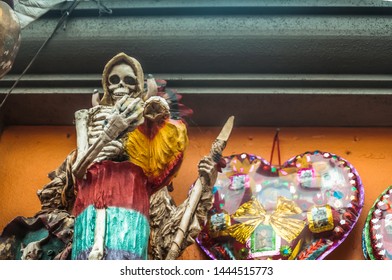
[
  {"xmin": 9, "ymin": 3, "xmax": 392, "ymax": 75},
  {"xmin": 1, "ymin": 73, "xmax": 392, "ymax": 127},
  {"xmin": 2, "ymin": 91, "xmax": 392, "ymax": 127}
]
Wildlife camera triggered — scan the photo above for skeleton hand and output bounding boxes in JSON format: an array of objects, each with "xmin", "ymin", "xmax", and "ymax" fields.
[
  {"xmin": 95, "ymin": 139, "xmax": 124, "ymax": 162},
  {"xmin": 144, "ymin": 96, "xmax": 170, "ymax": 123},
  {"xmin": 104, "ymin": 96, "xmax": 144, "ymax": 140},
  {"xmin": 88, "ymin": 106, "xmax": 113, "ymax": 144},
  {"xmin": 198, "ymin": 156, "xmax": 218, "ymax": 190}
]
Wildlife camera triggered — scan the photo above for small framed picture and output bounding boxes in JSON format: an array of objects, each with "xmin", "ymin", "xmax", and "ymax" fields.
[
  {"xmin": 229, "ymin": 174, "xmax": 248, "ymax": 190},
  {"xmin": 249, "ymin": 224, "xmax": 280, "ymax": 257},
  {"xmin": 307, "ymin": 205, "xmax": 334, "ymax": 233},
  {"xmin": 297, "ymin": 168, "xmax": 315, "ymax": 189},
  {"xmin": 210, "ymin": 212, "xmax": 231, "ymax": 232}
]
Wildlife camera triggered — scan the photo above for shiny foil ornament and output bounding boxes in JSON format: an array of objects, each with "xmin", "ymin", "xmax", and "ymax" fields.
[
  {"xmin": 362, "ymin": 185, "xmax": 392, "ymax": 260},
  {"xmin": 0, "ymin": 1, "xmax": 21, "ymax": 79},
  {"xmin": 197, "ymin": 151, "xmax": 364, "ymax": 260}
]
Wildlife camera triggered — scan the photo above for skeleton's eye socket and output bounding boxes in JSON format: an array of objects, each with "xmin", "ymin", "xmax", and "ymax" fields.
[
  {"xmin": 109, "ymin": 74, "xmax": 120, "ymax": 85},
  {"xmin": 124, "ymin": 76, "xmax": 136, "ymax": 85}
]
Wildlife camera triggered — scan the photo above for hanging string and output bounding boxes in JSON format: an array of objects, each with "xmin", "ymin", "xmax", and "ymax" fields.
[
  {"xmin": 0, "ymin": 0, "xmax": 80, "ymax": 111},
  {"xmin": 269, "ymin": 128, "xmax": 281, "ymax": 168}
]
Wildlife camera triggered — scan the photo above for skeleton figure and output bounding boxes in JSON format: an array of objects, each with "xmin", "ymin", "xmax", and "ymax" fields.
[
  {"xmin": 0, "ymin": 53, "xmax": 217, "ymax": 260},
  {"xmin": 71, "ymin": 53, "xmax": 216, "ymax": 260}
]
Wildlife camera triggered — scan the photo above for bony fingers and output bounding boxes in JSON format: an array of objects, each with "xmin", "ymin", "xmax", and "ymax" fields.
[
  {"xmin": 109, "ymin": 140, "xmax": 123, "ymax": 149},
  {"xmin": 199, "ymin": 166, "xmax": 215, "ymax": 175},
  {"xmin": 101, "ymin": 146, "xmax": 120, "ymax": 153},
  {"xmin": 94, "ymin": 112, "xmax": 111, "ymax": 121},
  {"xmin": 127, "ymin": 117, "xmax": 145, "ymax": 130},
  {"xmin": 199, "ymin": 157, "xmax": 215, "ymax": 167},
  {"xmin": 198, "ymin": 162, "xmax": 210, "ymax": 169},
  {"xmin": 115, "ymin": 95, "xmax": 128, "ymax": 111},
  {"xmin": 125, "ymin": 108, "xmax": 144, "ymax": 123},
  {"xmin": 119, "ymin": 95, "xmax": 129, "ymax": 104},
  {"xmin": 202, "ymin": 155, "xmax": 213, "ymax": 162},
  {"xmin": 123, "ymin": 105, "xmax": 143, "ymax": 120},
  {"xmin": 129, "ymin": 115, "xmax": 145, "ymax": 128},
  {"xmin": 122, "ymin": 97, "xmax": 142, "ymax": 115},
  {"xmin": 90, "ymin": 120, "xmax": 106, "ymax": 128},
  {"xmin": 120, "ymin": 99, "xmax": 130, "ymax": 112}
]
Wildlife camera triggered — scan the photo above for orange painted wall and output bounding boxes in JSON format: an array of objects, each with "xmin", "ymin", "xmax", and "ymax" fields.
[{"xmin": 1, "ymin": 125, "xmax": 392, "ymax": 260}]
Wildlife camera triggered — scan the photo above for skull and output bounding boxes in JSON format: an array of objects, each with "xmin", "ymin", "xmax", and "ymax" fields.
[
  {"xmin": 108, "ymin": 63, "xmax": 138, "ymax": 102},
  {"xmin": 20, "ymin": 241, "xmax": 43, "ymax": 260}
]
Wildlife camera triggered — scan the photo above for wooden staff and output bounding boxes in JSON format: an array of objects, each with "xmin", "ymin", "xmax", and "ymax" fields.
[{"xmin": 165, "ymin": 116, "xmax": 235, "ymax": 260}]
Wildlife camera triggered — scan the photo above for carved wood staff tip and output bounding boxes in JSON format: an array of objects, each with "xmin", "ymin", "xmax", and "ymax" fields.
[{"xmin": 165, "ymin": 115, "xmax": 235, "ymax": 260}]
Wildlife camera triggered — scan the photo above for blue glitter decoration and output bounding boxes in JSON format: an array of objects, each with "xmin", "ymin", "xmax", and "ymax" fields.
[{"xmin": 333, "ymin": 191, "xmax": 344, "ymax": 199}]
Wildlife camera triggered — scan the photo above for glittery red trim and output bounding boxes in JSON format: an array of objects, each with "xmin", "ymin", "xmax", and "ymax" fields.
[{"xmin": 73, "ymin": 161, "xmax": 150, "ymax": 217}]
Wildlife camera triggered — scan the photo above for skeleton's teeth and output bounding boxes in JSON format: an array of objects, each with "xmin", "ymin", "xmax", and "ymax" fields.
[{"xmin": 113, "ymin": 88, "xmax": 129, "ymax": 96}]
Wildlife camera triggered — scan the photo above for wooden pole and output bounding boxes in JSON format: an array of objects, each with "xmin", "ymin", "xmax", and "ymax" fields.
[{"xmin": 165, "ymin": 116, "xmax": 234, "ymax": 260}]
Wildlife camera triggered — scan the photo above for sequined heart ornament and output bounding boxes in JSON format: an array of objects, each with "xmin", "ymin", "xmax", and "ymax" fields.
[
  {"xmin": 197, "ymin": 151, "xmax": 364, "ymax": 260},
  {"xmin": 362, "ymin": 185, "xmax": 392, "ymax": 260}
]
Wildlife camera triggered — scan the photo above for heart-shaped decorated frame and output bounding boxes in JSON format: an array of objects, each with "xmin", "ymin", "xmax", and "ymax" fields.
[
  {"xmin": 362, "ymin": 185, "xmax": 392, "ymax": 260},
  {"xmin": 197, "ymin": 151, "xmax": 364, "ymax": 260}
]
